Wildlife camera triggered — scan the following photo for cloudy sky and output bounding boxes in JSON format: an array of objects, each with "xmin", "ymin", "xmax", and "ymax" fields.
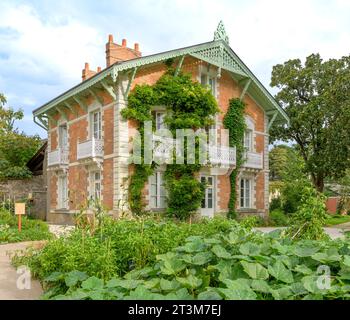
[{"xmin": 1, "ymin": 0, "xmax": 350, "ymax": 137}]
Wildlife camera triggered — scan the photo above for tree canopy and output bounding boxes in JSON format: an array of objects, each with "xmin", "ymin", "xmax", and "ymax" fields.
[
  {"xmin": 270, "ymin": 53, "xmax": 350, "ymax": 192},
  {"xmin": 0, "ymin": 93, "xmax": 42, "ymax": 179}
]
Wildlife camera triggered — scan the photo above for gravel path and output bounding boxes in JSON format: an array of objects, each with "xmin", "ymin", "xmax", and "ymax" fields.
[
  {"xmin": 0, "ymin": 241, "xmax": 45, "ymax": 300},
  {"xmin": 255, "ymin": 227, "xmax": 344, "ymax": 239}
]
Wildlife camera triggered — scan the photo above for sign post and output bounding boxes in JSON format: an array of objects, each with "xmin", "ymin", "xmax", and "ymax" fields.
[{"xmin": 15, "ymin": 203, "xmax": 26, "ymax": 232}]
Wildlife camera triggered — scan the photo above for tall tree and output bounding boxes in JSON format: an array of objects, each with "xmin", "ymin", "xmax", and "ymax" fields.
[
  {"xmin": 0, "ymin": 92, "xmax": 41, "ymax": 179},
  {"xmin": 0, "ymin": 94, "xmax": 24, "ymax": 134},
  {"xmin": 270, "ymin": 54, "xmax": 350, "ymax": 192}
]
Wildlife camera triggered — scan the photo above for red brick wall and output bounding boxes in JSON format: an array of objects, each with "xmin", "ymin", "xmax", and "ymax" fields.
[
  {"xmin": 326, "ymin": 197, "xmax": 339, "ymax": 214},
  {"xmin": 50, "ymin": 174, "xmax": 57, "ymax": 209},
  {"xmin": 68, "ymin": 165, "xmax": 88, "ymax": 210},
  {"xmin": 68, "ymin": 118, "xmax": 88, "ymax": 162}
]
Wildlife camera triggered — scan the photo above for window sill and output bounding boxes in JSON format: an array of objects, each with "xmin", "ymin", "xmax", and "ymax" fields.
[{"xmin": 238, "ymin": 208, "xmax": 257, "ymax": 213}]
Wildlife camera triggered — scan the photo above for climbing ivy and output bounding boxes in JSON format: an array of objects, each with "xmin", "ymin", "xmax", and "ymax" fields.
[
  {"xmin": 223, "ymin": 98, "xmax": 247, "ymax": 219},
  {"xmin": 121, "ymin": 68, "xmax": 219, "ymax": 219}
]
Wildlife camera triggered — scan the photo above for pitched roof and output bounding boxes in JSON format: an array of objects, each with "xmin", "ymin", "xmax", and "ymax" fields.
[{"xmin": 33, "ymin": 28, "xmax": 289, "ymax": 126}]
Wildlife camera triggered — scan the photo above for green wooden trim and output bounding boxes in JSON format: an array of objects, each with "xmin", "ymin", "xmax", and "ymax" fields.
[
  {"xmin": 65, "ymin": 102, "xmax": 78, "ymax": 117},
  {"xmin": 35, "ymin": 115, "xmax": 48, "ymax": 130},
  {"xmin": 101, "ymin": 80, "xmax": 116, "ymax": 100},
  {"xmin": 45, "ymin": 112, "xmax": 57, "ymax": 126},
  {"xmin": 73, "ymin": 96, "xmax": 87, "ymax": 112},
  {"xmin": 56, "ymin": 106, "xmax": 68, "ymax": 121},
  {"xmin": 89, "ymin": 89, "xmax": 104, "ymax": 105},
  {"xmin": 268, "ymin": 111, "xmax": 278, "ymax": 130},
  {"xmin": 240, "ymin": 79, "xmax": 252, "ymax": 101},
  {"xmin": 175, "ymin": 55, "xmax": 185, "ymax": 76},
  {"xmin": 124, "ymin": 67, "xmax": 138, "ymax": 99},
  {"xmin": 33, "ymin": 38, "xmax": 289, "ymax": 125}
]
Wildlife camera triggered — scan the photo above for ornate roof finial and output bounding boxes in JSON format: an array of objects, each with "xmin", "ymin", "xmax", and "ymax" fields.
[{"xmin": 214, "ymin": 20, "xmax": 229, "ymax": 44}]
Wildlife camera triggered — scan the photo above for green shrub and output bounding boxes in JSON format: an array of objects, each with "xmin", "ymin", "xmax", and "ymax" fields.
[
  {"xmin": 43, "ymin": 225, "xmax": 350, "ymax": 300},
  {"xmin": 285, "ymin": 187, "xmax": 328, "ymax": 240},
  {"xmin": 0, "ymin": 209, "xmax": 52, "ymax": 243},
  {"xmin": 269, "ymin": 209, "xmax": 289, "ymax": 226},
  {"xmin": 13, "ymin": 217, "xmax": 240, "ymax": 282},
  {"xmin": 239, "ymin": 215, "xmax": 265, "ymax": 229}
]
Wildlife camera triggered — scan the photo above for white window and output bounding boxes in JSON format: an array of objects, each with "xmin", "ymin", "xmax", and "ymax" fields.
[
  {"xmin": 201, "ymin": 175, "xmax": 214, "ymax": 210},
  {"xmin": 200, "ymin": 73, "xmax": 216, "ymax": 96},
  {"xmin": 91, "ymin": 110, "xmax": 102, "ymax": 140},
  {"xmin": 155, "ymin": 111, "xmax": 166, "ymax": 130},
  {"xmin": 58, "ymin": 174, "xmax": 68, "ymax": 209},
  {"xmin": 240, "ymin": 178, "xmax": 252, "ymax": 209},
  {"xmin": 244, "ymin": 129, "xmax": 253, "ymax": 151},
  {"xmin": 91, "ymin": 171, "xmax": 101, "ymax": 200},
  {"xmin": 150, "ymin": 171, "xmax": 166, "ymax": 209},
  {"xmin": 59, "ymin": 124, "xmax": 68, "ymax": 149}
]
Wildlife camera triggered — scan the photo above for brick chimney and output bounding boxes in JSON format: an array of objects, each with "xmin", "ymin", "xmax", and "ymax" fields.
[
  {"xmin": 105, "ymin": 34, "xmax": 142, "ymax": 67},
  {"xmin": 82, "ymin": 63, "xmax": 102, "ymax": 82}
]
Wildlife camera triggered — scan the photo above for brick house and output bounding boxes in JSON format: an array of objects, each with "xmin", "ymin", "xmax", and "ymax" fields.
[{"xmin": 32, "ymin": 22, "xmax": 289, "ymax": 224}]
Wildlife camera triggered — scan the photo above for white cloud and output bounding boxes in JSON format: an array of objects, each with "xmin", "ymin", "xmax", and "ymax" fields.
[{"xmin": 1, "ymin": 0, "xmax": 350, "ymax": 137}]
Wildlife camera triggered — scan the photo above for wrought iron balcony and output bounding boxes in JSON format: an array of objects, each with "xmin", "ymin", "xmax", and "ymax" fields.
[
  {"xmin": 77, "ymin": 138, "xmax": 104, "ymax": 162},
  {"xmin": 47, "ymin": 148, "xmax": 68, "ymax": 168},
  {"xmin": 242, "ymin": 151, "xmax": 263, "ymax": 170}
]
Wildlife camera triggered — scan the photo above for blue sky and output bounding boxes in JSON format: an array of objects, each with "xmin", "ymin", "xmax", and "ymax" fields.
[{"xmin": 1, "ymin": 0, "xmax": 350, "ymax": 138}]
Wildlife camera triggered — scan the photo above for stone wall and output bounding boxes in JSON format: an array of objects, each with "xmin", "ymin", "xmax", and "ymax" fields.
[{"xmin": 0, "ymin": 175, "xmax": 47, "ymax": 220}]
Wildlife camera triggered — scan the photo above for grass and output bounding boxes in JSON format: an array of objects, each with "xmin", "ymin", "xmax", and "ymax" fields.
[
  {"xmin": 0, "ymin": 209, "xmax": 52, "ymax": 244},
  {"xmin": 325, "ymin": 214, "xmax": 350, "ymax": 226}
]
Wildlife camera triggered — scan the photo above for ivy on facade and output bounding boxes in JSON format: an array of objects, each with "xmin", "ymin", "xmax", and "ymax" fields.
[
  {"xmin": 223, "ymin": 98, "xmax": 246, "ymax": 219},
  {"xmin": 122, "ymin": 68, "xmax": 217, "ymax": 218},
  {"xmin": 122, "ymin": 67, "xmax": 245, "ymax": 220}
]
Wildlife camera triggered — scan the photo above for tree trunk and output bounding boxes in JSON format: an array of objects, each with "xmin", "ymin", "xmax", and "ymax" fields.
[{"xmin": 311, "ymin": 173, "xmax": 324, "ymax": 193}]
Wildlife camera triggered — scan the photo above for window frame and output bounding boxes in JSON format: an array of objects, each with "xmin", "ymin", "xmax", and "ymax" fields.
[
  {"xmin": 57, "ymin": 173, "xmax": 68, "ymax": 209},
  {"xmin": 90, "ymin": 170, "xmax": 101, "ymax": 200},
  {"xmin": 90, "ymin": 109, "xmax": 102, "ymax": 140},
  {"xmin": 149, "ymin": 171, "xmax": 167, "ymax": 209},
  {"xmin": 240, "ymin": 178, "xmax": 252, "ymax": 209}
]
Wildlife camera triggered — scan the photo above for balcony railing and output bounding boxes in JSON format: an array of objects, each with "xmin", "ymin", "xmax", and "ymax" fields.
[
  {"xmin": 47, "ymin": 148, "xmax": 68, "ymax": 167},
  {"xmin": 242, "ymin": 151, "xmax": 263, "ymax": 170},
  {"xmin": 207, "ymin": 145, "xmax": 236, "ymax": 167},
  {"xmin": 152, "ymin": 135, "xmax": 236, "ymax": 167},
  {"xmin": 77, "ymin": 138, "xmax": 104, "ymax": 161}
]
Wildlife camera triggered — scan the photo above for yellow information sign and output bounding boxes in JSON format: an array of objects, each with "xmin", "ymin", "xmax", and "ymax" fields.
[{"xmin": 15, "ymin": 203, "xmax": 26, "ymax": 215}]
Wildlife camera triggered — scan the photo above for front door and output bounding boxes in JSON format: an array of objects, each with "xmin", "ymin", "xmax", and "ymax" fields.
[{"xmin": 200, "ymin": 175, "xmax": 215, "ymax": 218}]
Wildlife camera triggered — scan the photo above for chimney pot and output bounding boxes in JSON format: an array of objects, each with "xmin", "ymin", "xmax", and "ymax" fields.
[
  {"xmin": 122, "ymin": 39, "xmax": 127, "ymax": 47},
  {"xmin": 134, "ymin": 43, "xmax": 139, "ymax": 51},
  {"xmin": 108, "ymin": 34, "xmax": 114, "ymax": 43},
  {"xmin": 84, "ymin": 62, "xmax": 89, "ymax": 70},
  {"xmin": 97, "ymin": 66, "xmax": 101, "ymax": 72}
]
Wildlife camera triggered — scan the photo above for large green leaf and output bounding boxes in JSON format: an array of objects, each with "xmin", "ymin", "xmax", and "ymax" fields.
[
  {"xmin": 176, "ymin": 274, "xmax": 202, "ymax": 289},
  {"xmin": 293, "ymin": 264, "xmax": 313, "ymax": 275},
  {"xmin": 65, "ymin": 271, "xmax": 88, "ymax": 287},
  {"xmin": 240, "ymin": 261, "xmax": 269, "ymax": 280},
  {"xmin": 251, "ymin": 280, "xmax": 271, "ymax": 294},
  {"xmin": 191, "ymin": 251, "xmax": 213, "ymax": 265},
  {"xmin": 268, "ymin": 261, "xmax": 294, "ymax": 284},
  {"xmin": 160, "ymin": 278, "xmax": 180, "ymax": 291},
  {"xmin": 158, "ymin": 252, "xmax": 186, "ymax": 275},
  {"xmin": 271, "ymin": 287, "xmax": 293, "ymax": 300},
  {"xmin": 294, "ymin": 246, "xmax": 320, "ymax": 257},
  {"xmin": 81, "ymin": 277, "xmax": 104, "ymax": 290},
  {"xmin": 197, "ymin": 290, "xmax": 222, "ymax": 300},
  {"xmin": 211, "ymin": 245, "xmax": 232, "ymax": 259},
  {"xmin": 218, "ymin": 288, "xmax": 257, "ymax": 300},
  {"xmin": 239, "ymin": 242, "xmax": 261, "ymax": 256}
]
